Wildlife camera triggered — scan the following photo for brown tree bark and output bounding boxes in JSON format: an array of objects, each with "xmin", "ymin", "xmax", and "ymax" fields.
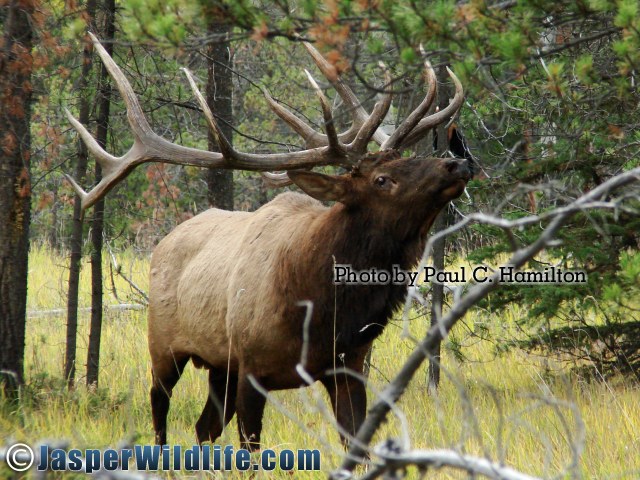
[
  {"xmin": 49, "ymin": 182, "xmax": 60, "ymax": 249},
  {"xmin": 205, "ymin": 20, "xmax": 234, "ymax": 210},
  {"xmin": 0, "ymin": 0, "xmax": 36, "ymax": 397},
  {"xmin": 65, "ymin": 0, "xmax": 96, "ymax": 388},
  {"xmin": 427, "ymin": 213, "xmax": 445, "ymax": 393},
  {"xmin": 86, "ymin": 0, "xmax": 115, "ymax": 387}
]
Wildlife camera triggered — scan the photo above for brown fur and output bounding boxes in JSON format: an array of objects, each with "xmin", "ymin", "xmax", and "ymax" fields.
[{"xmin": 148, "ymin": 152, "xmax": 471, "ymax": 449}]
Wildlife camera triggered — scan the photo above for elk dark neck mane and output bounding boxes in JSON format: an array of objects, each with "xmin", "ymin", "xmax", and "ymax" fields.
[
  {"xmin": 320, "ymin": 202, "xmax": 437, "ymax": 268},
  {"xmin": 285, "ymin": 199, "xmax": 441, "ymax": 357}
]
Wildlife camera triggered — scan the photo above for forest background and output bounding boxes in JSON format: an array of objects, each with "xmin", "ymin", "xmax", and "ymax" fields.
[{"xmin": 1, "ymin": 0, "xmax": 639, "ymax": 477}]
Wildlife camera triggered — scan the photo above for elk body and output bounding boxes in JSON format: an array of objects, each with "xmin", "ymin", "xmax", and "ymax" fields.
[{"xmin": 67, "ymin": 34, "xmax": 471, "ymax": 450}]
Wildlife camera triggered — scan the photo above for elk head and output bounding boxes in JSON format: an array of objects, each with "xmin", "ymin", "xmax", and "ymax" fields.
[{"xmin": 290, "ymin": 153, "xmax": 470, "ymax": 209}]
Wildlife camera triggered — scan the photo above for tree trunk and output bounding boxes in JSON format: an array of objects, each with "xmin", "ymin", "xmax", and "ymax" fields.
[
  {"xmin": 205, "ymin": 20, "xmax": 234, "ymax": 210},
  {"xmin": 427, "ymin": 213, "xmax": 445, "ymax": 394},
  {"xmin": 0, "ymin": 0, "xmax": 35, "ymax": 397},
  {"xmin": 65, "ymin": 0, "xmax": 96, "ymax": 388},
  {"xmin": 49, "ymin": 182, "xmax": 60, "ymax": 249},
  {"xmin": 427, "ymin": 64, "xmax": 453, "ymax": 394},
  {"xmin": 86, "ymin": 0, "xmax": 114, "ymax": 387}
]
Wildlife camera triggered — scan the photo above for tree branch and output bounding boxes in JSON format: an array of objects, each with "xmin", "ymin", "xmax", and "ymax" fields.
[
  {"xmin": 334, "ymin": 167, "xmax": 640, "ymax": 476},
  {"xmin": 358, "ymin": 444, "xmax": 540, "ymax": 480}
]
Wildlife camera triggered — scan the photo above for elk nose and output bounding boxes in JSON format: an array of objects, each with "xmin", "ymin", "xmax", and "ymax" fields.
[{"xmin": 444, "ymin": 158, "xmax": 472, "ymax": 180}]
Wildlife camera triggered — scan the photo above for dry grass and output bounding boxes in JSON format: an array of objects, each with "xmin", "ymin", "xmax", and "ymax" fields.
[{"xmin": 1, "ymin": 244, "xmax": 639, "ymax": 478}]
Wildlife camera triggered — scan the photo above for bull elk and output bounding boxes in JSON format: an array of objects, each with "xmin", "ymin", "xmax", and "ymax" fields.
[{"xmin": 65, "ymin": 33, "xmax": 471, "ymax": 450}]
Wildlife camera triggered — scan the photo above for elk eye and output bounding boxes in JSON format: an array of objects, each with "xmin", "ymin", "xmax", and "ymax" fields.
[{"xmin": 375, "ymin": 176, "xmax": 388, "ymax": 187}]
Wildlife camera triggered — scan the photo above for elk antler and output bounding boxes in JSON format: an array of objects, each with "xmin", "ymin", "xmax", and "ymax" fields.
[
  {"xmin": 259, "ymin": 60, "xmax": 393, "ymax": 187},
  {"xmin": 260, "ymin": 43, "xmax": 463, "ymax": 185},
  {"xmin": 263, "ymin": 44, "xmax": 462, "ymax": 154},
  {"xmin": 65, "ymin": 33, "xmax": 384, "ymax": 209},
  {"xmin": 66, "ymin": 34, "xmax": 463, "ymax": 209},
  {"xmin": 394, "ymin": 66, "xmax": 464, "ymax": 149},
  {"xmin": 262, "ymin": 42, "xmax": 392, "ymax": 148},
  {"xmin": 261, "ymin": 171, "xmax": 293, "ymax": 188}
]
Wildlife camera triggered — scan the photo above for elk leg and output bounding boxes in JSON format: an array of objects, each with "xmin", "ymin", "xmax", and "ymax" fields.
[
  {"xmin": 235, "ymin": 372, "xmax": 266, "ymax": 451},
  {"xmin": 150, "ymin": 355, "xmax": 188, "ymax": 445},
  {"xmin": 321, "ymin": 373, "xmax": 367, "ymax": 446},
  {"xmin": 195, "ymin": 369, "xmax": 238, "ymax": 444}
]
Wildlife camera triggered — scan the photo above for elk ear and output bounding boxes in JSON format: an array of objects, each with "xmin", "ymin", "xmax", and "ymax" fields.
[{"xmin": 288, "ymin": 171, "xmax": 350, "ymax": 203}]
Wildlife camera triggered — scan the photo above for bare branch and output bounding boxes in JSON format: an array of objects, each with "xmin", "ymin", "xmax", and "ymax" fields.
[
  {"xmin": 336, "ymin": 167, "xmax": 640, "ymax": 475},
  {"xmin": 357, "ymin": 446, "xmax": 540, "ymax": 480}
]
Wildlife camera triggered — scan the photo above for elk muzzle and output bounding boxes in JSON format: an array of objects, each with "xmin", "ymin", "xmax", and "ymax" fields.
[
  {"xmin": 440, "ymin": 158, "xmax": 472, "ymax": 199},
  {"xmin": 444, "ymin": 158, "xmax": 472, "ymax": 182}
]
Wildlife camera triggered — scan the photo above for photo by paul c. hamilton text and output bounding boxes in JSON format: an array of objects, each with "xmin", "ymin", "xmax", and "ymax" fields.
[{"xmin": 333, "ymin": 264, "xmax": 587, "ymax": 286}]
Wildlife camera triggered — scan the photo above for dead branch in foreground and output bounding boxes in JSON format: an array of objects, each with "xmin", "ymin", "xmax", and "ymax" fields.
[
  {"xmin": 356, "ymin": 440, "xmax": 540, "ymax": 480},
  {"xmin": 334, "ymin": 166, "xmax": 640, "ymax": 477}
]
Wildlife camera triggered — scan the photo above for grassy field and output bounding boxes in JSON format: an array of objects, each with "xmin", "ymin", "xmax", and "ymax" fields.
[{"xmin": 1, "ymin": 244, "xmax": 639, "ymax": 478}]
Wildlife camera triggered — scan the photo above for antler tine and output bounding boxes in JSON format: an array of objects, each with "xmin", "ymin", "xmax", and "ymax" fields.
[
  {"xmin": 302, "ymin": 41, "xmax": 388, "ymax": 146},
  {"xmin": 304, "ymin": 69, "xmax": 347, "ymax": 158},
  {"xmin": 182, "ymin": 68, "xmax": 236, "ymax": 161},
  {"xmin": 263, "ymin": 86, "xmax": 373, "ymax": 148},
  {"xmin": 261, "ymin": 171, "xmax": 293, "ymax": 187},
  {"xmin": 262, "ymin": 87, "xmax": 325, "ymax": 148},
  {"xmin": 399, "ymin": 67, "xmax": 464, "ymax": 149},
  {"xmin": 63, "ymin": 173, "xmax": 88, "ymax": 200},
  {"xmin": 381, "ymin": 48, "xmax": 437, "ymax": 150},
  {"xmin": 350, "ymin": 63, "xmax": 393, "ymax": 155},
  {"xmin": 63, "ymin": 32, "xmax": 142, "ymax": 198},
  {"xmin": 65, "ymin": 108, "xmax": 119, "ymax": 172},
  {"xmin": 86, "ymin": 32, "xmax": 154, "ymax": 140}
]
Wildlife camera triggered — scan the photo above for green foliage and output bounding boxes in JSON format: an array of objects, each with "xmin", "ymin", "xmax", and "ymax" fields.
[
  {"xmin": 614, "ymin": 0, "xmax": 638, "ymax": 28},
  {"xmin": 400, "ymin": 46, "xmax": 417, "ymax": 63},
  {"xmin": 122, "ymin": 0, "xmax": 198, "ymax": 45},
  {"xmin": 63, "ymin": 17, "xmax": 87, "ymax": 40},
  {"xmin": 575, "ymin": 54, "xmax": 595, "ymax": 84},
  {"xmin": 491, "ymin": 29, "xmax": 528, "ymax": 64},
  {"xmin": 514, "ymin": 250, "xmax": 640, "ymax": 378}
]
